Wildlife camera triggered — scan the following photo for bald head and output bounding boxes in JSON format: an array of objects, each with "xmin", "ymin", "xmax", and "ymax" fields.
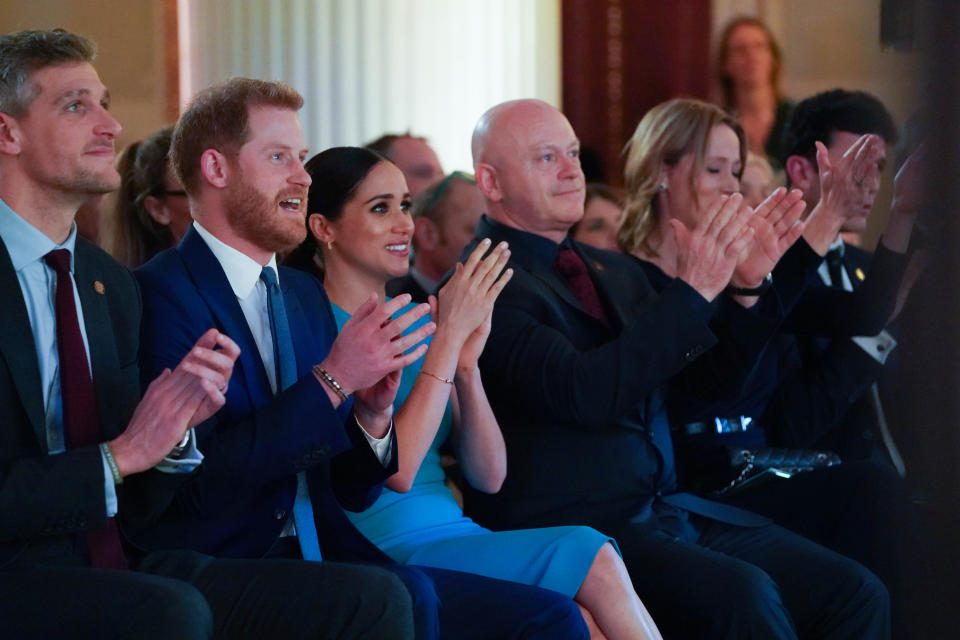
[
  {"xmin": 471, "ymin": 99, "xmax": 585, "ymax": 243},
  {"xmin": 471, "ymin": 99, "xmax": 558, "ymax": 167}
]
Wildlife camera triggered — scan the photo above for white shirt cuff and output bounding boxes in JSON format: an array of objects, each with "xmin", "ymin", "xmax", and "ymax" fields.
[
  {"xmin": 154, "ymin": 428, "xmax": 204, "ymax": 473},
  {"xmin": 852, "ymin": 330, "xmax": 897, "ymax": 364},
  {"xmin": 356, "ymin": 416, "xmax": 394, "ymax": 466},
  {"xmin": 100, "ymin": 451, "xmax": 118, "ymax": 517}
]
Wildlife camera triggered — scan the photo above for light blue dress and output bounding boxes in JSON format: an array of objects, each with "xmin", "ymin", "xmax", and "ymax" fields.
[{"xmin": 333, "ymin": 302, "xmax": 614, "ymax": 597}]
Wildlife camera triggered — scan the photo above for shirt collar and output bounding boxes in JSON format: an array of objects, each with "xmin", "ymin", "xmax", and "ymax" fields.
[
  {"xmin": 0, "ymin": 196, "xmax": 78, "ymax": 272},
  {"xmin": 192, "ymin": 220, "xmax": 278, "ymax": 299},
  {"xmin": 826, "ymin": 237, "xmax": 846, "ymax": 256},
  {"xmin": 475, "ymin": 214, "xmax": 567, "ymax": 270}
]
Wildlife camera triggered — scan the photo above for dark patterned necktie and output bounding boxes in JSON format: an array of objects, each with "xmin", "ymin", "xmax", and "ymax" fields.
[
  {"xmin": 554, "ymin": 246, "xmax": 607, "ymax": 323},
  {"xmin": 44, "ymin": 249, "xmax": 127, "ymax": 570}
]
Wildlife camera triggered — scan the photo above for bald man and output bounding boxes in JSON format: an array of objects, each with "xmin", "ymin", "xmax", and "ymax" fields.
[
  {"xmin": 460, "ymin": 99, "xmax": 890, "ymax": 640},
  {"xmin": 366, "ymin": 133, "xmax": 445, "ymax": 197}
]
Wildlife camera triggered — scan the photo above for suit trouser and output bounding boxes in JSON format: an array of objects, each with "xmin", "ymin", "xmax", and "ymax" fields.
[
  {"xmin": 0, "ymin": 564, "xmax": 214, "ymax": 640},
  {"xmin": 1, "ymin": 549, "xmax": 415, "ymax": 640},
  {"xmin": 611, "ymin": 517, "xmax": 890, "ymax": 640},
  {"xmin": 138, "ymin": 549, "xmax": 415, "ymax": 639},
  {"xmin": 721, "ymin": 461, "xmax": 909, "ymax": 638},
  {"xmin": 721, "ymin": 461, "xmax": 906, "ymax": 583},
  {"xmin": 394, "ymin": 564, "xmax": 589, "ymax": 640},
  {"xmin": 143, "ymin": 547, "xmax": 587, "ymax": 640}
]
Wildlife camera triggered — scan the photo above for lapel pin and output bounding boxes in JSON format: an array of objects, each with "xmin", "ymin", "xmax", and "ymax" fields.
[
  {"xmin": 854, "ymin": 268, "xmax": 865, "ymax": 282},
  {"xmin": 593, "ymin": 262, "xmax": 604, "ymax": 271},
  {"xmin": 94, "ymin": 280, "xmax": 106, "ymax": 294}
]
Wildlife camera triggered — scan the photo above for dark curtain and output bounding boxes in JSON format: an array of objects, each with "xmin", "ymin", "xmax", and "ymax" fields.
[{"xmin": 561, "ymin": 0, "xmax": 711, "ymax": 185}]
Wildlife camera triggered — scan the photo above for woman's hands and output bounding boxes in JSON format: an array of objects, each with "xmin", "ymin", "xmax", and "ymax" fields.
[
  {"xmin": 732, "ymin": 187, "xmax": 807, "ymax": 288},
  {"xmin": 673, "ymin": 193, "xmax": 754, "ymax": 301},
  {"xmin": 434, "ymin": 238, "xmax": 513, "ymax": 371}
]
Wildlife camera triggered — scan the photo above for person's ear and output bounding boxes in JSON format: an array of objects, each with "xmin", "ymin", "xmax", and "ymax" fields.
[
  {"xmin": 474, "ymin": 163, "xmax": 502, "ymax": 202},
  {"xmin": 308, "ymin": 213, "xmax": 335, "ymax": 245},
  {"xmin": 0, "ymin": 112, "xmax": 24, "ymax": 156},
  {"xmin": 413, "ymin": 217, "xmax": 439, "ymax": 251},
  {"xmin": 658, "ymin": 160, "xmax": 678, "ymax": 191},
  {"xmin": 200, "ymin": 149, "xmax": 230, "ymax": 188},
  {"xmin": 785, "ymin": 155, "xmax": 815, "ymax": 192},
  {"xmin": 143, "ymin": 195, "xmax": 172, "ymax": 225}
]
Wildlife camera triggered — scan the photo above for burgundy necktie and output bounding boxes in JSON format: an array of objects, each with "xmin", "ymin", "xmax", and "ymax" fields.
[
  {"xmin": 44, "ymin": 249, "xmax": 128, "ymax": 570},
  {"xmin": 553, "ymin": 246, "xmax": 608, "ymax": 323}
]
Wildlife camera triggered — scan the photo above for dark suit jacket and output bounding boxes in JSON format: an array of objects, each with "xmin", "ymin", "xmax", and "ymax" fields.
[
  {"xmin": 128, "ymin": 227, "xmax": 393, "ymax": 563},
  {"xmin": 766, "ymin": 242, "xmax": 906, "ymax": 458},
  {"xmin": 0, "ymin": 236, "xmax": 142, "ymax": 568},
  {"xmin": 386, "ymin": 272, "xmax": 431, "ymax": 303},
  {"xmin": 667, "ymin": 239, "xmax": 907, "ymax": 458},
  {"xmin": 464, "ymin": 216, "xmax": 770, "ymax": 537}
]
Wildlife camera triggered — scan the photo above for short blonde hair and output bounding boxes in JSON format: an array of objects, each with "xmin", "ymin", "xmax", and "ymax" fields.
[{"xmin": 618, "ymin": 98, "xmax": 745, "ymax": 255}]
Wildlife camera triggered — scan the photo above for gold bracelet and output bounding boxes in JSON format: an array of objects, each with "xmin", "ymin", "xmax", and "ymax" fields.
[
  {"xmin": 100, "ymin": 442, "xmax": 123, "ymax": 485},
  {"xmin": 419, "ymin": 370, "xmax": 453, "ymax": 385},
  {"xmin": 313, "ymin": 365, "xmax": 348, "ymax": 402}
]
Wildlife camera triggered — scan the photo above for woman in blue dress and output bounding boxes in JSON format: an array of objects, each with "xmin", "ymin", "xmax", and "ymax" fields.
[{"xmin": 285, "ymin": 146, "xmax": 662, "ymax": 640}]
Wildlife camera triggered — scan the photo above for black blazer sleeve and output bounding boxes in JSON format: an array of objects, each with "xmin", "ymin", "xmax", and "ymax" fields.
[
  {"xmin": 778, "ymin": 242, "xmax": 909, "ymax": 336},
  {"xmin": 479, "ymin": 262, "xmax": 718, "ymax": 431},
  {"xmin": 761, "ymin": 337, "xmax": 884, "ymax": 447}
]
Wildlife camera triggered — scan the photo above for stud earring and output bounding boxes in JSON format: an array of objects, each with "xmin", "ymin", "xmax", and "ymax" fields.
[
  {"xmin": 658, "ymin": 183, "xmax": 667, "ymax": 192},
  {"xmin": 327, "ymin": 241, "xmax": 333, "ymax": 250}
]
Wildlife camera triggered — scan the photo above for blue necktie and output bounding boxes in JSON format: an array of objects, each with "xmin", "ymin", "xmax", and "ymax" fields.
[{"xmin": 260, "ymin": 266, "xmax": 322, "ymax": 561}]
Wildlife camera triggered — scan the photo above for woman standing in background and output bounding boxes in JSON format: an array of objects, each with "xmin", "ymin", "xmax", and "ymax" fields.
[{"xmin": 717, "ymin": 17, "xmax": 793, "ymax": 168}]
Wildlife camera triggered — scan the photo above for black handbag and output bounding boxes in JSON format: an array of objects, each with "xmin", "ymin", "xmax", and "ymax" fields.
[{"xmin": 714, "ymin": 447, "xmax": 842, "ymax": 495}]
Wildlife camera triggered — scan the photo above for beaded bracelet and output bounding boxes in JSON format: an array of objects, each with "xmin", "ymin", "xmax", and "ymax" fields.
[
  {"xmin": 313, "ymin": 365, "xmax": 348, "ymax": 402},
  {"xmin": 100, "ymin": 442, "xmax": 123, "ymax": 485}
]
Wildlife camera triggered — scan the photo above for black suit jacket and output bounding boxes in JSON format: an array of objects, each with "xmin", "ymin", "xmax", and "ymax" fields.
[
  {"xmin": 0, "ymin": 236, "xmax": 143, "ymax": 568},
  {"xmin": 765, "ymin": 242, "xmax": 906, "ymax": 458},
  {"xmin": 386, "ymin": 272, "xmax": 431, "ymax": 303},
  {"xmin": 464, "ymin": 216, "xmax": 770, "ymax": 537}
]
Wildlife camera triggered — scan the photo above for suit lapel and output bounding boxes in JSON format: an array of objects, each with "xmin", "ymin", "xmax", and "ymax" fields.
[
  {"xmin": 527, "ymin": 243, "xmax": 625, "ymax": 332},
  {"xmin": 528, "ymin": 262, "xmax": 585, "ymax": 314},
  {"xmin": 578, "ymin": 245, "xmax": 629, "ymax": 331},
  {"xmin": 178, "ymin": 228, "xmax": 273, "ymax": 406},
  {"xmin": 0, "ymin": 238, "xmax": 45, "ymax": 442},
  {"xmin": 280, "ymin": 276, "xmax": 316, "ymax": 378},
  {"xmin": 74, "ymin": 241, "xmax": 126, "ymax": 439}
]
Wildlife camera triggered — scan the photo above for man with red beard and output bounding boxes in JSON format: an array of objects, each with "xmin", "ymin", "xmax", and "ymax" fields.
[{"xmin": 132, "ymin": 78, "xmax": 590, "ymax": 640}]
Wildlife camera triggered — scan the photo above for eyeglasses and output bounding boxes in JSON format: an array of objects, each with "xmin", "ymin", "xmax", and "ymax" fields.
[{"xmin": 161, "ymin": 189, "xmax": 187, "ymax": 197}]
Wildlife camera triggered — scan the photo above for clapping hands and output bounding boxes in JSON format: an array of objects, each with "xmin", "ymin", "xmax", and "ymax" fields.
[
  {"xmin": 673, "ymin": 192, "xmax": 754, "ymax": 301},
  {"xmin": 733, "ymin": 187, "xmax": 807, "ymax": 289},
  {"xmin": 434, "ymin": 238, "xmax": 513, "ymax": 370}
]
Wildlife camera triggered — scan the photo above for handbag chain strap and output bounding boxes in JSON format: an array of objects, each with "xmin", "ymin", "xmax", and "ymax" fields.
[{"xmin": 716, "ymin": 450, "xmax": 756, "ymax": 495}]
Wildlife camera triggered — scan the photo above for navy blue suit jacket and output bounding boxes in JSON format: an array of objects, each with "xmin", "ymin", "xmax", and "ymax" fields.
[{"xmin": 126, "ymin": 227, "xmax": 393, "ymax": 563}]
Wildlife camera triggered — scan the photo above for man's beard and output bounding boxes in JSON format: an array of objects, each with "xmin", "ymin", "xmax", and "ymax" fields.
[{"xmin": 224, "ymin": 179, "xmax": 306, "ymax": 254}]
